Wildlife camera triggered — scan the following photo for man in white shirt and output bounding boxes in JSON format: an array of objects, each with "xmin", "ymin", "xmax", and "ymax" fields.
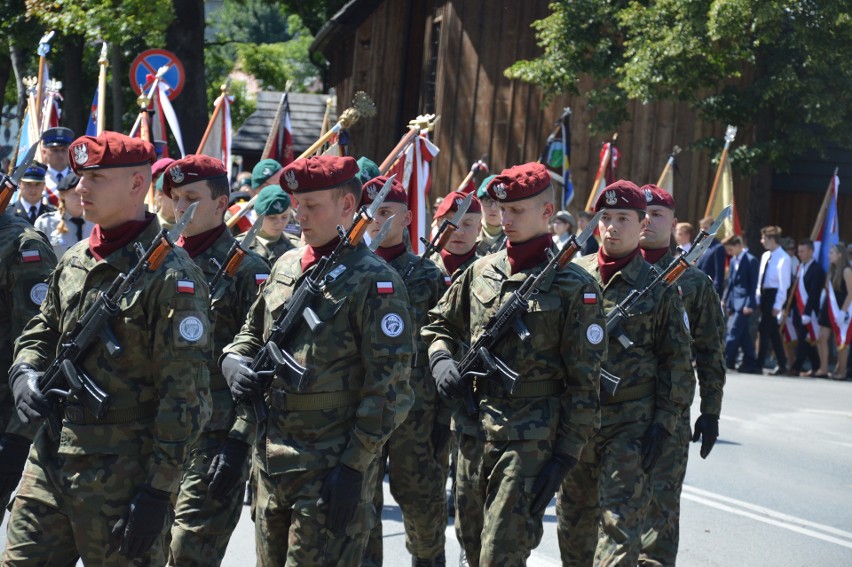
[
  {"xmin": 40, "ymin": 127, "xmax": 75, "ymax": 202},
  {"xmin": 756, "ymin": 225, "xmax": 791, "ymax": 374}
]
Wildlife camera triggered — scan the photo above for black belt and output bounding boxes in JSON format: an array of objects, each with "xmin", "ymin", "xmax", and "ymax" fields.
[
  {"xmin": 64, "ymin": 401, "xmax": 158, "ymax": 425},
  {"xmin": 601, "ymin": 380, "xmax": 655, "ymax": 405},
  {"xmin": 268, "ymin": 389, "xmax": 359, "ymax": 411},
  {"xmin": 477, "ymin": 379, "xmax": 564, "ymax": 399}
]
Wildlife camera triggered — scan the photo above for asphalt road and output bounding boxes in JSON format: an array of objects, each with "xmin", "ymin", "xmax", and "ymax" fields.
[{"xmin": 2, "ymin": 371, "xmax": 851, "ymax": 565}]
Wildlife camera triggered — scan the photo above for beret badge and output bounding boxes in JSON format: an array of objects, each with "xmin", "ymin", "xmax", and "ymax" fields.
[
  {"xmin": 283, "ymin": 170, "xmax": 298, "ymax": 191},
  {"xmin": 367, "ymin": 184, "xmax": 378, "ymax": 201},
  {"xmin": 170, "ymin": 165, "xmax": 184, "ymax": 184},
  {"xmin": 73, "ymin": 144, "xmax": 88, "ymax": 166},
  {"xmin": 605, "ymin": 190, "xmax": 617, "ymax": 206},
  {"xmin": 644, "ymin": 188, "xmax": 653, "ymax": 203},
  {"xmin": 493, "ymin": 183, "xmax": 508, "ymax": 200}
]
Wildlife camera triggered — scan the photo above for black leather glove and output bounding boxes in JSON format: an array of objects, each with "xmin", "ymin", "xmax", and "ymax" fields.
[
  {"xmin": 430, "ymin": 421, "xmax": 451, "ymax": 459},
  {"xmin": 530, "ymin": 454, "xmax": 577, "ymax": 515},
  {"xmin": 317, "ymin": 464, "xmax": 363, "ymax": 534},
  {"xmin": 207, "ymin": 438, "xmax": 251, "ymax": 499},
  {"xmin": 430, "ymin": 351, "xmax": 464, "ymax": 401},
  {"xmin": 641, "ymin": 423, "xmax": 671, "ymax": 472},
  {"xmin": 109, "ymin": 485, "xmax": 171, "ymax": 560},
  {"xmin": 221, "ymin": 354, "xmax": 261, "ymax": 400},
  {"xmin": 9, "ymin": 364, "xmax": 50, "ymax": 424},
  {"xmin": 0, "ymin": 434, "xmax": 31, "ymax": 502},
  {"xmin": 692, "ymin": 413, "xmax": 720, "ymax": 459}
]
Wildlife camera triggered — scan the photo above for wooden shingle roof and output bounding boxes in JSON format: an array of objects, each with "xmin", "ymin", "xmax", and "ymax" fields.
[{"xmin": 232, "ymin": 91, "xmax": 335, "ymax": 156}]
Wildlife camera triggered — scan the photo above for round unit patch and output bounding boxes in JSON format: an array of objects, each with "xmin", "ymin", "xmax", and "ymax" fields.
[
  {"xmin": 586, "ymin": 323, "xmax": 604, "ymax": 345},
  {"xmin": 179, "ymin": 315, "xmax": 205, "ymax": 342},
  {"xmin": 683, "ymin": 311, "xmax": 691, "ymax": 332},
  {"xmin": 380, "ymin": 313, "xmax": 405, "ymax": 338},
  {"xmin": 29, "ymin": 283, "xmax": 48, "ymax": 305}
]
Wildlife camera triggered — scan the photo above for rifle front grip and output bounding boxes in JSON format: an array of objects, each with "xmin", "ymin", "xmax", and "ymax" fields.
[
  {"xmin": 147, "ymin": 242, "xmax": 171, "ymax": 271},
  {"xmin": 224, "ymin": 248, "xmax": 246, "ymax": 278}
]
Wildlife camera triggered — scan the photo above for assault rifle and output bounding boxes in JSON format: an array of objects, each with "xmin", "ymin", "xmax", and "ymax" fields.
[
  {"xmin": 0, "ymin": 141, "xmax": 40, "ymax": 214},
  {"xmin": 37, "ymin": 203, "xmax": 198, "ymax": 440},
  {"xmin": 457, "ymin": 210, "xmax": 603, "ymax": 416},
  {"xmin": 401, "ymin": 193, "xmax": 473, "ymax": 282},
  {"xmin": 241, "ymin": 175, "xmax": 396, "ymax": 423},
  {"xmin": 601, "ymin": 205, "xmax": 731, "ymax": 396},
  {"xmin": 208, "ymin": 214, "xmax": 264, "ymax": 296}
]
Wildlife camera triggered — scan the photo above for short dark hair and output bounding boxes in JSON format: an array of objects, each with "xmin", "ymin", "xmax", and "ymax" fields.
[
  {"xmin": 722, "ymin": 235, "xmax": 743, "ymax": 247},
  {"xmin": 578, "ymin": 210, "xmax": 594, "ymax": 221},
  {"xmin": 760, "ymin": 225, "xmax": 782, "ymax": 241},
  {"xmin": 798, "ymin": 238, "xmax": 814, "ymax": 250},
  {"xmin": 333, "ymin": 177, "xmax": 363, "ymax": 202},
  {"xmin": 207, "ymin": 176, "xmax": 230, "ymax": 200}
]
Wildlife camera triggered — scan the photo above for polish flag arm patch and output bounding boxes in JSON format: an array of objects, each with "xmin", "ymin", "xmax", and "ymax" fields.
[
  {"xmin": 177, "ymin": 280, "xmax": 195, "ymax": 294},
  {"xmin": 582, "ymin": 292, "xmax": 598, "ymax": 304},
  {"xmin": 444, "ymin": 275, "xmax": 452, "ymax": 286},
  {"xmin": 21, "ymin": 250, "xmax": 42, "ymax": 263},
  {"xmin": 255, "ymin": 273, "xmax": 269, "ymax": 286},
  {"xmin": 376, "ymin": 281, "xmax": 394, "ymax": 294}
]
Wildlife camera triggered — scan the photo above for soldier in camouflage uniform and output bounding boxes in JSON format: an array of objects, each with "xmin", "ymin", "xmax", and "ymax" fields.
[
  {"xmin": 638, "ymin": 185, "xmax": 725, "ymax": 566},
  {"xmin": 475, "ymin": 175, "xmax": 507, "ymax": 255},
  {"xmin": 0, "ymin": 204, "xmax": 57, "ymax": 525},
  {"xmin": 161, "ymin": 155, "xmax": 270, "ymax": 566},
  {"xmin": 239, "ymin": 184, "xmax": 296, "ymax": 265},
  {"xmin": 4, "ymin": 132, "xmax": 212, "ymax": 565},
  {"xmin": 429, "ymin": 190, "xmax": 483, "ymax": 284},
  {"xmin": 556, "ymin": 180, "xmax": 694, "ymax": 566},
  {"xmin": 359, "ymin": 176, "xmax": 448, "ymax": 567},
  {"xmin": 423, "ymin": 163, "xmax": 605, "ymax": 566},
  {"xmin": 220, "ymin": 155, "xmax": 414, "ymax": 565}
]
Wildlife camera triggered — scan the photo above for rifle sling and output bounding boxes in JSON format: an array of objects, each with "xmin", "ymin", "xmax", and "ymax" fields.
[
  {"xmin": 269, "ymin": 389, "xmax": 359, "ymax": 412},
  {"xmin": 63, "ymin": 400, "xmax": 158, "ymax": 425}
]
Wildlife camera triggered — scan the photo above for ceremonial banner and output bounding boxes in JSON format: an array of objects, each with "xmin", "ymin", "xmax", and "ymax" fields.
[
  {"xmin": 794, "ymin": 265, "xmax": 820, "ymax": 342},
  {"xmin": 704, "ymin": 126, "xmax": 741, "ymax": 239},
  {"xmin": 197, "ymin": 91, "xmax": 233, "ymax": 179},
  {"xmin": 264, "ymin": 93, "xmax": 294, "ymax": 166},
  {"xmin": 540, "ymin": 108, "xmax": 573, "ymax": 208},
  {"xmin": 812, "ymin": 174, "xmax": 850, "ymax": 347},
  {"xmin": 389, "ymin": 132, "xmax": 439, "ymax": 254},
  {"xmin": 85, "ymin": 87, "xmax": 98, "ymax": 136},
  {"xmin": 584, "ymin": 138, "xmax": 618, "ymax": 211}
]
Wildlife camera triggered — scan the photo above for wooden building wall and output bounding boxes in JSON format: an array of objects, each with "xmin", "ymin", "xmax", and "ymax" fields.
[{"xmin": 323, "ymin": 0, "xmax": 851, "ymax": 246}]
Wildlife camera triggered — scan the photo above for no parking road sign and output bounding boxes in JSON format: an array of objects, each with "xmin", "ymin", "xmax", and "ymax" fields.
[{"xmin": 130, "ymin": 49, "xmax": 185, "ymax": 100}]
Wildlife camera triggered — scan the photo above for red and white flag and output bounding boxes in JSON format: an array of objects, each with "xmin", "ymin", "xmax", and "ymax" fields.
[
  {"xmin": 794, "ymin": 266, "xmax": 819, "ymax": 343},
  {"xmin": 388, "ymin": 132, "xmax": 439, "ymax": 254},
  {"xmin": 198, "ymin": 92, "xmax": 233, "ymax": 179},
  {"xmin": 265, "ymin": 95, "xmax": 294, "ymax": 166}
]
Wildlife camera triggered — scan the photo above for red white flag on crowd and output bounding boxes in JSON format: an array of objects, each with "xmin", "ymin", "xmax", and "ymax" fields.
[
  {"xmin": 197, "ymin": 90, "xmax": 233, "ymax": 179},
  {"xmin": 815, "ymin": 174, "xmax": 851, "ymax": 347},
  {"xmin": 264, "ymin": 93, "xmax": 294, "ymax": 166},
  {"xmin": 585, "ymin": 137, "xmax": 618, "ymax": 211},
  {"xmin": 389, "ymin": 132, "xmax": 439, "ymax": 254},
  {"xmin": 154, "ymin": 81, "xmax": 185, "ymax": 157},
  {"xmin": 794, "ymin": 265, "xmax": 820, "ymax": 343}
]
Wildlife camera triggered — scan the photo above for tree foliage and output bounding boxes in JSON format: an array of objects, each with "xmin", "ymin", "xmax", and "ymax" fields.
[{"xmin": 506, "ymin": 0, "xmax": 852, "ymax": 172}]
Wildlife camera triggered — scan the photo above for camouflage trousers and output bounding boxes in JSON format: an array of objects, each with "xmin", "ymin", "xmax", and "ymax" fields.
[
  {"xmin": 556, "ymin": 399, "xmax": 655, "ymax": 566},
  {"xmin": 2, "ymin": 433, "xmax": 170, "ymax": 566},
  {"xmin": 253, "ymin": 455, "xmax": 380, "ymax": 566},
  {"xmin": 167, "ymin": 429, "xmax": 249, "ymax": 567},
  {"xmin": 639, "ymin": 409, "xmax": 692, "ymax": 567},
  {"xmin": 363, "ymin": 404, "xmax": 450, "ymax": 565},
  {"xmin": 455, "ymin": 434, "xmax": 552, "ymax": 567}
]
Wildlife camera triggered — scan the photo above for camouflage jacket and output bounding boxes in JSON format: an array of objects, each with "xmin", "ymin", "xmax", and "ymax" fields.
[
  {"xmin": 0, "ymin": 213, "xmax": 57, "ymax": 440},
  {"xmin": 385, "ymin": 250, "xmax": 446, "ymax": 418},
  {"xmin": 422, "ymin": 248, "xmax": 605, "ymax": 460},
  {"xmin": 655, "ymin": 252, "xmax": 725, "ymax": 416},
  {"xmin": 476, "ymin": 225, "xmax": 507, "ymax": 256},
  {"xmin": 223, "ymin": 241, "xmax": 414, "ymax": 474},
  {"xmin": 241, "ymin": 230, "xmax": 296, "ymax": 266},
  {"xmin": 14, "ymin": 218, "xmax": 212, "ymax": 494},
  {"xmin": 188, "ymin": 228, "xmax": 269, "ymax": 432},
  {"xmin": 574, "ymin": 252, "xmax": 693, "ymax": 435}
]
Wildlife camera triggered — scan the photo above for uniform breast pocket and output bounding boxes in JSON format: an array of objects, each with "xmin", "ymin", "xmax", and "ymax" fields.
[
  {"xmin": 622, "ymin": 296, "xmax": 656, "ymax": 344},
  {"xmin": 524, "ymin": 293, "xmax": 563, "ymax": 351},
  {"xmin": 471, "ymin": 277, "xmax": 500, "ymax": 315},
  {"xmin": 263, "ymin": 275, "xmax": 296, "ymax": 320}
]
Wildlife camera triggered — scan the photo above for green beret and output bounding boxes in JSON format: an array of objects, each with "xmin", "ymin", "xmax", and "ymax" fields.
[
  {"xmin": 251, "ymin": 158, "xmax": 283, "ymax": 190},
  {"xmin": 255, "ymin": 184, "xmax": 292, "ymax": 216},
  {"xmin": 156, "ymin": 175, "xmax": 164, "ymax": 192},
  {"xmin": 356, "ymin": 156, "xmax": 380, "ymax": 184},
  {"xmin": 476, "ymin": 174, "xmax": 497, "ymax": 199}
]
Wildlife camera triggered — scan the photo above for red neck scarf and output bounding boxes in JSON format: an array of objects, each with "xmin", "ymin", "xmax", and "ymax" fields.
[
  {"xmin": 506, "ymin": 233, "xmax": 552, "ymax": 275},
  {"xmin": 177, "ymin": 224, "xmax": 227, "ymax": 259},
  {"xmin": 440, "ymin": 246, "xmax": 476, "ymax": 277},
  {"xmin": 89, "ymin": 214, "xmax": 155, "ymax": 261},
  {"xmin": 375, "ymin": 242, "xmax": 406, "ymax": 263},
  {"xmin": 598, "ymin": 246, "xmax": 640, "ymax": 286},
  {"xmin": 641, "ymin": 246, "xmax": 669, "ymax": 266},
  {"xmin": 301, "ymin": 236, "xmax": 341, "ymax": 272}
]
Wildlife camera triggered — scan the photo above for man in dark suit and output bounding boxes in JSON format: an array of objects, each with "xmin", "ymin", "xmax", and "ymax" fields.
[
  {"xmin": 790, "ymin": 239, "xmax": 826, "ymax": 375},
  {"xmin": 12, "ymin": 162, "xmax": 55, "ymax": 225},
  {"xmin": 696, "ymin": 216, "xmax": 727, "ymax": 296},
  {"xmin": 722, "ymin": 235, "xmax": 760, "ymax": 372}
]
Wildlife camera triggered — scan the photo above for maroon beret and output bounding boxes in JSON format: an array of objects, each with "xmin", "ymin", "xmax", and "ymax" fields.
[
  {"xmin": 361, "ymin": 175, "xmax": 407, "ymax": 207},
  {"xmin": 280, "ymin": 155, "xmax": 359, "ymax": 194},
  {"xmin": 594, "ymin": 179, "xmax": 646, "ymax": 212},
  {"xmin": 486, "ymin": 162, "xmax": 551, "ymax": 202},
  {"xmin": 69, "ymin": 131, "xmax": 156, "ymax": 173},
  {"xmin": 433, "ymin": 191, "xmax": 482, "ymax": 220},
  {"xmin": 641, "ymin": 184, "xmax": 675, "ymax": 209},
  {"xmin": 151, "ymin": 157, "xmax": 175, "ymax": 179},
  {"xmin": 162, "ymin": 155, "xmax": 228, "ymax": 198}
]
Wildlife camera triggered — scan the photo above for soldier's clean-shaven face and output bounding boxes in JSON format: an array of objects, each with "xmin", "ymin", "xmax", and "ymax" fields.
[
  {"xmin": 76, "ymin": 167, "xmax": 149, "ymax": 229},
  {"xmin": 262, "ymin": 212, "xmax": 290, "ymax": 239},
  {"xmin": 442, "ymin": 212, "xmax": 481, "ymax": 255},
  {"xmin": 294, "ymin": 188, "xmax": 355, "ymax": 247},
  {"xmin": 640, "ymin": 204, "xmax": 676, "ymax": 249},
  {"xmin": 599, "ymin": 208, "xmax": 647, "ymax": 258},
  {"xmin": 171, "ymin": 181, "xmax": 229, "ymax": 238},
  {"xmin": 500, "ymin": 197, "xmax": 553, "ymax": 244},
  {"xmin": 369, "ymin": 202, "xmax": 411, "ymax": 246}
]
